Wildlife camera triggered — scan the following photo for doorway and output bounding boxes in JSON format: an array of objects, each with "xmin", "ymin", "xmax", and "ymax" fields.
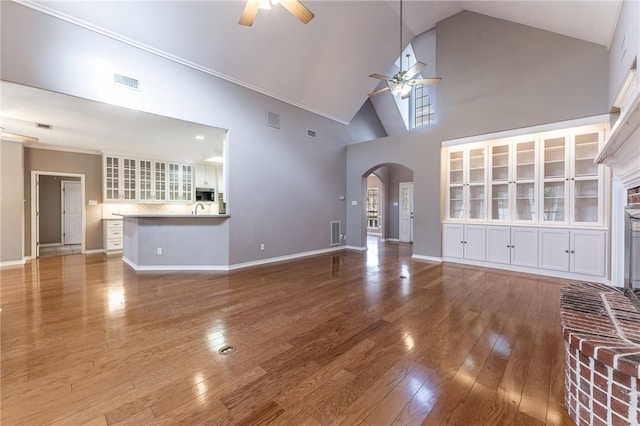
[
  {"xmin": 31, "ymin": 171, "xmax": 86, "ymax": 258},
  {"xmin": 366, "ymin": 174, "xmax": 384, "ymax": 237}
]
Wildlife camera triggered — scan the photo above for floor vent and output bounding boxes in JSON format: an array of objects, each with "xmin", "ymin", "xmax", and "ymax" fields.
[
  {"xmin": 114, "ymin": 73, "xmax": 141, "ymax": 91},
  {"xmin": 330, "ymin": 221, "xmax": 341, "ymax": 246},
  {"xmin": 266, "ymin": 111, "xmax": 280, "ymax": 129}
]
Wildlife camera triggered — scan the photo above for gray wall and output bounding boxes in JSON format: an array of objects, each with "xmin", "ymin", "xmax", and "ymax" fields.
[
  {"xmin": 1, "ymin": 140, "xmax": 24, "ymax": 263},
  {"xmin": 608, "ymin": 0, "xmax": 639, "ymax": 106},
  {"xmin": 1, "ymin": 2, "xmax": 367, "ymax": 265},
  {"xmin": 347, "ymin": 11, "xmax": 609, "ymax": 256},
  {"xmin": 23, "ymin": 149, "xmax": 103, "ymax": 254}
]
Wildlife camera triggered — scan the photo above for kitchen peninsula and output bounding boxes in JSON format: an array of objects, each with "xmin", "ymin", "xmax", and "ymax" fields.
[{"xmin": 118, "ymin": 214, "xmax": 230, "ymax": 270}]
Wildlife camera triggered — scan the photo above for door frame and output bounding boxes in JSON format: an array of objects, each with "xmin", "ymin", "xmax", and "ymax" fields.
[{"xmin": 31, "ymin": 171, "xmax": 86, "ymax": 258}]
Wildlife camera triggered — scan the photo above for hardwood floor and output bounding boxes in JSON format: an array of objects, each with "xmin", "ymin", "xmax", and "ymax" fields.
[{"xmin": 1, "ymin": 239, "xmax": 578, "ymax": 425}]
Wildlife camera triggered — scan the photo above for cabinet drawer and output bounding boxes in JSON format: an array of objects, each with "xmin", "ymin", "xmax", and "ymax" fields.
[
  {"xmin": 106, "ymin": 229, "xmax": 123, "ymax": 238},
  {"xmin": 106, "ymin": 239, "xmax": 123, "ymax": 250},
  {"xmin": 105, "ymin": 220, "xmax": 123, "ymax": 230}
]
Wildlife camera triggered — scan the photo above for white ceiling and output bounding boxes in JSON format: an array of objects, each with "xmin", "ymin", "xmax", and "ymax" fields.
[
  {"xmin": 1, "ymin": 1, "xmax": 621, "ymax": 158},
  {"xmin": 0, "ymin": 81, "xmax": 227, "ymax": 163}
]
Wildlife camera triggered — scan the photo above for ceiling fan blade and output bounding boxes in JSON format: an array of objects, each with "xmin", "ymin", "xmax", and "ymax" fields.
[
  {"xmin": 239, "ymin": 0, "xmax": 260, "ymax": 26},
  {"xmin": 368, "ymin": 86, "xmax": 391, "ymax": 97},
  {"xmin": 411, "ymin": 78, "xmax": 442, "ymax": 85},
  {"xmin": 405, "ymin": 61, "xmax": 426, "ymax": 80},
  {"xmin": 279, "ymin": 0, "xmax": 315, "ymax": 24},
  {"xmin": 369, "ymin": 73, "xmax": 394, "ymax": 82}
]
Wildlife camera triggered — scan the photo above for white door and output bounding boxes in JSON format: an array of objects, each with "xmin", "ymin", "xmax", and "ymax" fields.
[
  {"xmin": 486, "ymin": 226, "xmax": 511, "ymax": 264},
  {"xmin": 511, "ymin": 228, "xmax": 538, "ymax": 268},
  {"xmin": 63, "ymin": 181, "xmax": 82, "ymax": 244},
  {"xmin": 571, "ymin": 230, "xmax": 606, "ymax": 276},
  {"xmin": 464, "ymin": 225, "xmax": 486, "ymax": 261},
  {"xmin": 35, "ymin": 174, "xmax": 40, "ymax": 258},
  {"xmin": 539, "ymin": 229, "xmax": 570, "ymax": 271},
  {"xmin": 399, "ymin": 182, "xmax": 413, "ymax": 243}
]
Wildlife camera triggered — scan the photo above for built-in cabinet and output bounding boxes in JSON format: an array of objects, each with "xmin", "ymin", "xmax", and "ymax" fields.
[
  {"xmin": 104, "ymin": 155, "xmax": 193, "ymax": 203},
  {"xmin": 443, "ymin": 122, "xmax": 609, "ymax": 282},
  {"xmin": 103, "ymin": 219, "xmax": 123, "ymax": 252},
  {"xmin": 194, "ymin": 164, "xmax": 220, "ymax": 189}
]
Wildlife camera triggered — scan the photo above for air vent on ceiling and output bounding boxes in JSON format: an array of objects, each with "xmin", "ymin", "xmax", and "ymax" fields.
[
  {"xmin": 306, "ymin": 129, "xmax": 317, "ymax": 138},
  {"xmin": 114, "ymin": 73, "xmax": 141, "ymax": 91},
  {"xmin": 266, "ymin": 111, "xmax": 280, "ymax": 129},
  {"xmin": 36, "ymin": 123, "xmax": 53, "ymax": 130}
]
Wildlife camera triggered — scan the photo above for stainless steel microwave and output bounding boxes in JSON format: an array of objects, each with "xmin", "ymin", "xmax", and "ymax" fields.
[{"xmin": 195, "ymin": 188, "xmax": 215, "ymax": 201}]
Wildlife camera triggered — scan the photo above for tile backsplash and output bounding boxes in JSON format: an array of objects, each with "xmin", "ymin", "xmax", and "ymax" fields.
[{"xmin": 102, "ymin": 202, "xmax": 217, "ymax": 218}]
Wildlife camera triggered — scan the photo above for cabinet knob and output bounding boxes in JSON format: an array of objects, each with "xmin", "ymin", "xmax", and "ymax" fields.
[
  {"xmin": 565, "ymin": 178, "xmax": 569, "ymax": 181},
  {"xmin": 564, "ymin": 250, "xmax": 569, "ymax": 253},
  {"xmin": 570, "ymin": 250, "xmax": 575, "ymax": 254},
  {"xmin": 506, "ymin": 245, "xmax": 510, "ymax": 248},
  {"xmin": 571, "ymin": 177, "xmax": 575, "ymax": 181}
]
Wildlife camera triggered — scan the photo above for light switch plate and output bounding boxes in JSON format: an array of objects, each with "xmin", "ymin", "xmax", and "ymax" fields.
[{"xmin": 88, "ymin": 200, "xmax": 98, "ymax": 206}]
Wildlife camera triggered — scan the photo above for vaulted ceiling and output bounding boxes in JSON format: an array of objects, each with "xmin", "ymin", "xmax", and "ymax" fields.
[{"xmin": 19, "ymin": 0, "xmax": 621, "ymax": 125}]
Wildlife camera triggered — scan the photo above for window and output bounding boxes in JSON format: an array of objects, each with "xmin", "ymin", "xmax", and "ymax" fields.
[
  {"xmin": 367, "ymin": 188, "xmax": 380, "ymax": 229},
  {"xmin": 412, "ymin": 84, "xmax": 435, "ymax": 128}
]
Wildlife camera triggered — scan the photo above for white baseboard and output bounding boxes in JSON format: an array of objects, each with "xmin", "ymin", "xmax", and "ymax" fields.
[
  {"xmin": 228, "ymin": 246, "xmax": 345, "ymax": 270},
  {"xmin": 412, "ymin": 254, "xmax": 443, "ymax": 263},
  {"xmin": 122, "ymin": 256, "xmax": 228, "ymax": 271},
  {"xmin": 385, "ymin": 238, "xmax": 400, "ymax": 242},
  {"xmin": 346, "ymin": 245, "xmax": 367, "ymax": 251},
  {"xmin": 39, "ymin": 243, "xmax": 62, "ymax": 248},
  {"xmin": 121, "ymin": 246, "xmax": 346, "ymax": 272},
  {"xmin": 0, "ymin": 257, "xmax": 28, "ymax": 267},
  {"xmin": 84, "ymin": 249, "xmax": 105, "ymax": 255}
]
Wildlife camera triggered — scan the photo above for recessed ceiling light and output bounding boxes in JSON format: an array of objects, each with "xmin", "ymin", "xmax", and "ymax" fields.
[
  {"xmin": 195, "ymin": 135, "xmax": 205, "ymax": 140},
  {"xmin": 206, "ymin": 156, "xmax": 224, "ymax": 163}
]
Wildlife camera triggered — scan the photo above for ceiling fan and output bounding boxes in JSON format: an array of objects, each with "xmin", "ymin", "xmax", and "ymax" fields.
[
  {"xmin": 368, "ymin": 0, "xmax": 441, "ymax": 99},
  {"xmin": 239, "ymin": 0, "xmax": 314, "ymax": 26}
]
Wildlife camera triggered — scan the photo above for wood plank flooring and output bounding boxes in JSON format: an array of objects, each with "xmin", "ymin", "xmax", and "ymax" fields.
[{"xmin": 1, "ymin": 239, "xmax": 578, "ymax": 425}]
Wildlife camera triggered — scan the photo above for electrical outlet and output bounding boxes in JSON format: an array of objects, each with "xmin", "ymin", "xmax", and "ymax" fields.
[
  {"xmin": 157, "ymin": 248, "xmax": 163, "ymax": 255},
  {"xmin": 260, "ymin": 243, "xmax": 265, "ymax": 250}
]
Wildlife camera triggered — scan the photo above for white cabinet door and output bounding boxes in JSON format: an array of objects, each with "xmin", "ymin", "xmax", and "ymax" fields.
[
  {"xmin": 138, "ymin": 159, "xmax": 153, "ymax": 201},
  {"xmin": 511, "ymin": 228, "xmax": 538, "ymax": 268},
  {"xmin": 464, "ymin": 225, "xmax": 486, "ymax": 261},
  {"xmin": 486, "ymin": 226, "xmax": 511, "ymax": 264},
  {"xmin": 571, "ymin": 230, "xmax": 606, "ymax": 276},
  {"xmin": 539, "ymin": 229, "xmax": 570, "ymax": 271},
  {"xmin": 443, "ymin": 224, "xmax": 464, "ymax": 258},
  {"xmin": 104, "ymin": 156, "xmax": 121, "ymax": 201}
]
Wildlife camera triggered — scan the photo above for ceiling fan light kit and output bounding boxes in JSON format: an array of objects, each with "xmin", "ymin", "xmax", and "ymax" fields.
[
  {"xmin": 368, "ymin": 0, "xmax": 441, "ymax": 98},
  {"xmin": 239, "ymin": 0, "xmax": 314, "ymax": 26}
]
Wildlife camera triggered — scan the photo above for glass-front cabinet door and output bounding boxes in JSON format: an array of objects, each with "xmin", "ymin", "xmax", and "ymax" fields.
[
  {"xmin": 121, "ymin": 158, "xmax": 137, "ymax": 201},
  {"xmin": 489, "ymin": 144, "xmax": 510, "ymax": 221},
  {"xmin": 104, "ymin": 156, "xmax": 120, "ymax": 201},
  {"xmin": 571, "ymin": 131, "xmax": 602, "ymax": 225},
  {"xmin": 154, "ymin": 161, "xmax": 167, "ymax": 201},
  {"xmin": 448, "ymin": 150, "xmax": 465, "ymax": 220},
  {"xmin": 541, "ymin": 136, "xmax": 568, "ymax": 224},
  {"xmin": 447, "ymin": 146, "xmax": 486, "ymax": 221},
  {"xmin": 513, "ymin": 140, "xmax": 536, "ymax": 222},
  {"xmin": 467, "ymin": 147, "xmax": 486, "ymax": 220},
  {"xmin": 138, "ymin": 160, "xmax": 153, "ymax": 201}
]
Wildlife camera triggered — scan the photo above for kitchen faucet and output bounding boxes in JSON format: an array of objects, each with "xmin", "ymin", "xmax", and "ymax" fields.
[{"xmin": 193, "ymin": 203, "xmax": 205, "ymax": 215}]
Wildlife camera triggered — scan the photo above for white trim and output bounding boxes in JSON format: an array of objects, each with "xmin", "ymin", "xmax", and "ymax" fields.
[
  {"xmin": 24, "ymin": 143, "xmax": 101, "ymax": 156},
  {"xmin": 346, "ymin": 245, "xmax": 368, "ymax": 251},
  {"xmin": 83, "ymin": 249, "xmax": 105, "ymax": 255},
  {"xmin": 384, "ymin": 238, "xmax": 400, "ymax": 242},
  {"xmin": 0, "ymin": 258, "xmax": 28, "ymax": 267},
  {"xmin": 412, "ymin": 254, "xmax": 443, "ymax": 263},
  {"xmin": 442, "ymin": 114, "xmax": 611, "ymax": 147},
  {"xmin": 14, "ymin": 0, "xmax": 349, "ymax": 126},
  {"xmin": 121, "ymin": 246, "xmax": 346, "ymax": 272},
  {"xmin": 228, "ymin": 246, "xmax": 345, "ymax": 271},
  {"xmin": 442, "ymin": 257, "xmax": 611, "ymax": 284},
  {"xmin": 39, "ymin": 243, "xmax": 62, "ymax": 248}
]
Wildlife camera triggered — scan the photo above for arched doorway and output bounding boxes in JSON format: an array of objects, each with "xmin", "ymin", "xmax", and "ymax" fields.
[{"xmin": 362, "ymin": 163, "xmax": 414, "ymax": 244}]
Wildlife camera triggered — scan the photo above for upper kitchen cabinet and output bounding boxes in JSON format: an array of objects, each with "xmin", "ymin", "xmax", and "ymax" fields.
[
  {"xmin": 540, "ymin": 127, "xmax": 605, "ymax": 226},
  {"xmin": 194, "ymin": 164, "xmax": 218, "ymax": 189},
  {"xmin": 446, "ymin": 144, "xmax": 487, "ymax": 221},
  {"xmin": 104, "ymin": 155, "xmax": 137, "ymax": 202},
  {"xmin": 104, "ymin": 154, "xmax": 193, "ymax": 203}
]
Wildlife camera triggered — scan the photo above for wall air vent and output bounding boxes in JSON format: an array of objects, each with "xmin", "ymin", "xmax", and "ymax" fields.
[
  {"xmin": 36, "ymin": 123, "xmax": 53, "ymax": 130},
  {"xmin": 266, "ymin": 111, "xmax": 280, "ymax": 129},
  {"xmin": 114, "ymin": 73, "xmax": 141, "ymax": 91},
  {"xmin": 307, "ymin": 129, "xmax": 317, "ymax": 138},
  {"xmin": 330, "ymin": 221, "xmax": 341, "ymax": 246}
]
